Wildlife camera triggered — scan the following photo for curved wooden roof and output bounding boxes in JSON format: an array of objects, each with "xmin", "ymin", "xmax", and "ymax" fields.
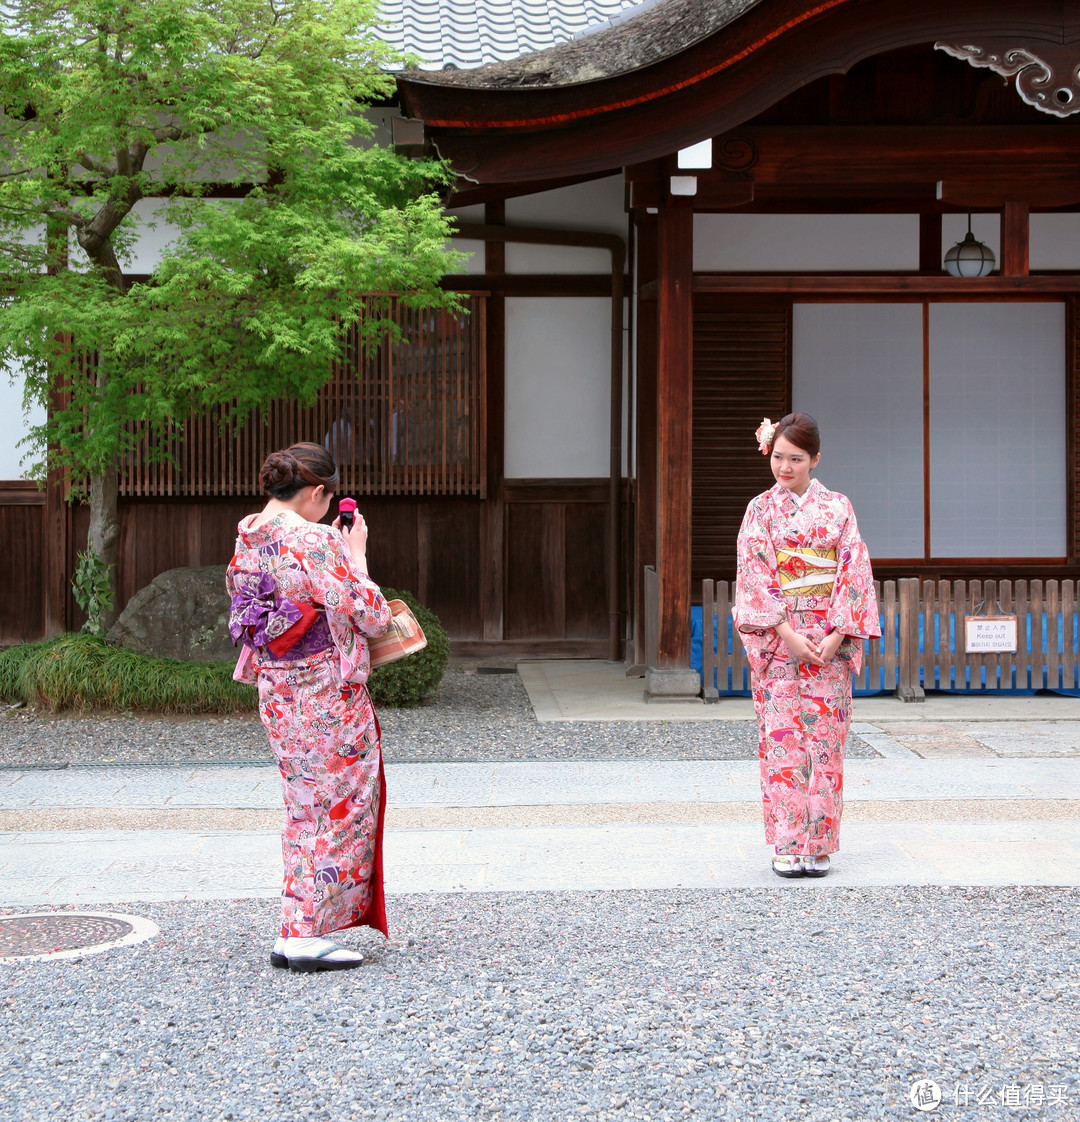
[{"xmin": 396, "ymin": 0, "xmax": 1080, "ymax": 183}]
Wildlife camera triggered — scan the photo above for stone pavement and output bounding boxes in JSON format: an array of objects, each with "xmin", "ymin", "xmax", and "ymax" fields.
[
  {"xmin": 2, "ymin": 698, "xmax": 1079, "ymax": 904},
  {"xmin": 5, "ymin": 664, "xmax": 1079, "ymax": 1122}
]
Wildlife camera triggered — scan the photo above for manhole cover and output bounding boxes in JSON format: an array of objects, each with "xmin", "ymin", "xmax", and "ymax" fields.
[{"xmin": 0, "ymin": 912, "xmax": 159, "ymax": 963}]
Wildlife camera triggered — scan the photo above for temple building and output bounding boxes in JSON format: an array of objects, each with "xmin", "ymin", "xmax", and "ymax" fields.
[{"xmin": 4, "ymin": 0, "xmax": 1080, "ymax": 698}]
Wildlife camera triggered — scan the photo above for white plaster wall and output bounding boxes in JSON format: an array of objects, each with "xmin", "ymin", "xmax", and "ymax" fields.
[
  {"xmin": 694, "ymin": 214, "xmax": 920, "ymax": 271},
  {"xmin": 505, "ymin": 175, "xmax": 627, "ymax": 273},
  {"xmin": 445, "ymin": 202, "xmax": 486, "ymax": 275},
  {"xmin": 929, "ymin": 302, "xmax": 1066, "ymax": 558},
  {"xmin": 1030, "ymin": 213, "xmax": 1080, "ymax": 271},
  {"xmin": 0, "ymin": 360, "xmax": 43, "ymax": 479},
  {"xmin": 505, "ymin": 297, "xmax": 614, "ymax": 477},
  {"xmin": 940, "ymin": 212, "xmax": 1001, "ymax": 268}
]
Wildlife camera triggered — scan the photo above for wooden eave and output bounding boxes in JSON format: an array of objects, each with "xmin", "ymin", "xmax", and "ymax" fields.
[{"xmin": 397, "ymin": 0, "xmax": 1080, "ymax": 184}]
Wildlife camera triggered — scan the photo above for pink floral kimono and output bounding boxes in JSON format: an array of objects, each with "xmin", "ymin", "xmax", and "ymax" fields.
[
  {"xmin": 227, "ymin": 511, "xmax": 391, "ymax": 938},
  {"xmin": 734, "ymin": 479, "xmax": 880, "ymax": 857}
]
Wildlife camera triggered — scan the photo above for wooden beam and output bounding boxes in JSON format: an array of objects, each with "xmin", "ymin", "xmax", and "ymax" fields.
[
  {"xmin": 1001, "ymin": 202, "xmax": 1030, "ymax": 277},
  {"xmin": 693, "ymin": 274, "xmax": 1080, "ymax": 296},
  {"xmin": 711, "ymin": 127, "xmax": 1080, "ymax": 187},
  {"xmin": 654, "ymin": 206, "xmax": 694, "ymax": 673},
  {"xmin": 939, "ymin": 181, "xmax": 1080, "ymax": 209},
  {"xmin": 441, "ymin": 273, "xmax": 630, "ymax": 296},
  {"xmin": 704, "ymin": 190, "xmax": 1080, "ymax": 214}
]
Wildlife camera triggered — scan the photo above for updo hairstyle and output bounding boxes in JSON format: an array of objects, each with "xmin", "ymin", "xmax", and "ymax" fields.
[
  {"xmin": 770, "ymin": 412, "xmax": 820, "ymax": 458},
  {"xmin": 259, "ymin": 442, "xmax": 340, "ymax": 500}
]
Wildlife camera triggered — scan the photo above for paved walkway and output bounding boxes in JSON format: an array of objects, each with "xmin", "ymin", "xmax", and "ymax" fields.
[
  {"xmin": 519, "ymin": 659, "xmax": 1080, "ymax": 721},
  {"xmin": 2, "ymin": 711, "xmax": 1079, "ymax": 904}
]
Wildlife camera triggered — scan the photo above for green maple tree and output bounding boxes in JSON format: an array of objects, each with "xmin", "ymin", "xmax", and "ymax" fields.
[{"xmin": 0, "ymin": 0, "xmax": 460, "ymax": 627}]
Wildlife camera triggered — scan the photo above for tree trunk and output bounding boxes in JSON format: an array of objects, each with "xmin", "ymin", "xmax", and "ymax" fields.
[{"xmin": 88, "ymin": 464, "xmax": 121, "ymax": 631}]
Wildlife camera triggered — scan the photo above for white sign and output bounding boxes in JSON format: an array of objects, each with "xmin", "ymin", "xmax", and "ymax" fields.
[{"xmin": 964, "ymin": 615, "xmax": 1018, "ymax": 654}]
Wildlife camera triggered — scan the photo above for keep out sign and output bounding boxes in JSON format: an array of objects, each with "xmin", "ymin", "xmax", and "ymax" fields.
[{"xmin": 964, "ymin": 615, "xmax": 1018, "ymax": 654}]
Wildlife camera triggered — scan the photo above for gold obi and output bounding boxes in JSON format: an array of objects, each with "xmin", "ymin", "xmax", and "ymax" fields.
[{"xmin": 776, "ymin": 547, "xmax": 837, "ymax": 598}]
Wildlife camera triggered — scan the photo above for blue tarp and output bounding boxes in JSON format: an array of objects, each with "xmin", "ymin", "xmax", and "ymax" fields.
[{"xmin": 693, "ymin": 606, "xmax": 1080, "ymax": 697}]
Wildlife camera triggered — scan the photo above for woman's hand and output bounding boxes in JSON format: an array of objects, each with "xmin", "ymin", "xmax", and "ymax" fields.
[
  {"xmin": 817, "ymin": 630, "xmax": 844, "ymax": 664},
  {"xmin": 775, "ymin": 620, "xmax": 825, "ymax": 666},
  {"xmin": 333, "ymin": 513, "xmax": 369, "ymax": 572}
]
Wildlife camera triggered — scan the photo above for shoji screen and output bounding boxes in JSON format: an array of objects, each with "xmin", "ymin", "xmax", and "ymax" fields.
[
  {"xmin": 792, "ymin": 303, "xmax": 925, "ymax": 559},
  {"xmin": 928, "ymin": 302, "xmax": 1066, "ymax": 558}
]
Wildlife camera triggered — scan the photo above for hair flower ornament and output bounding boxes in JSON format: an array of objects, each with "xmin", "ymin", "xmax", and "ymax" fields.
[{"xmin": 755, "ymin": 418, "xmax": 776, "ymax": 456}]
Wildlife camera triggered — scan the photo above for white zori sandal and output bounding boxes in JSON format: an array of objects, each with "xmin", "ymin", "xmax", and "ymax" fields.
[
  {"xmin": 771, "ymin": 855, "xmax": 804, "ymax": 879},
  {"xmin": 270, "ymin": 936, "xmax": 364, "ymax": 973},
  {"xmin": 799, "ymin": 855, "xmax": 831, "ymax": 878}
]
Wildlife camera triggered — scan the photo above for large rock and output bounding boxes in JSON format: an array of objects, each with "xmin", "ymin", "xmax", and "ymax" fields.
[{"xmin": 108, "ymin": 565, "xmax": 236, "ymax": 663}]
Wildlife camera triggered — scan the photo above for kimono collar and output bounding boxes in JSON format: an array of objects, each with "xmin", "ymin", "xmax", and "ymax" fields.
[
  {"xmin": 236, "ymin": 509, "xmax": 306, "ymax": 547},
  {"xmin": 773, "ymin": 477, "xmax": 820, "ymax": 515}
]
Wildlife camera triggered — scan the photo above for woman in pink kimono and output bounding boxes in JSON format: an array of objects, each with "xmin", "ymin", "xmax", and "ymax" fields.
[
  {"xmin": 733, "ymin": 413, "xmax": 879, "ymax": 879},
  {"xmin": 227, "ymin": 442, "xmax": 391, "ymax": 971}
]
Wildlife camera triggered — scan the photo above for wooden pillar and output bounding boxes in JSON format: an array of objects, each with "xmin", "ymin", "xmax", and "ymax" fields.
[
  {"xmin": 919, "ymin": 213, "xmax": 942, "ymax": 274},
  {"xmin": 629, "ymin": 213, "xmax": 658, "ymax": 675},
  {"xmin": 1068, "ymin": 296, "xmax": 1079, "ymax": 566},
  {"xmin": 480, "ymin": 201, "xmax": 506, "ymax": 640},
  {"xmin": 645, "ymin": 204, "xmax": 698, "ymax": 699},
  {"xmin": 1001, "ymin": 202, "xmax": 1030, "ymax": 276}
]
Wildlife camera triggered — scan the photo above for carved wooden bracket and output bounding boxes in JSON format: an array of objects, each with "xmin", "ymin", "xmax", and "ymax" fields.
[{"xmin": 936, "ymin": 40, "xmax": 1080, "ymax": 117}]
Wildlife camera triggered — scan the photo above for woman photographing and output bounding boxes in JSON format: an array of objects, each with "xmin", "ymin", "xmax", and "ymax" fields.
[
  {"xmin": 227, "ymin": 442, "xmax": 391, "ymax": 971},
  {"xmin": 733, "ymin": 413, "xmax": 880, "ymax": 879}
]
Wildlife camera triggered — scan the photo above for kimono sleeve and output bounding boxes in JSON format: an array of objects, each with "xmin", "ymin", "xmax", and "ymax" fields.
[
  {"xmin": 304, "ymin": 530, "xmax": 392, "ymax": 640},
  {"xmin": 828, "ymin": 498, "xmax": 881, "ymax": 640},
  {"xmin": 733, "ymin": 497, "xmax": 786, "ymax": 631}
]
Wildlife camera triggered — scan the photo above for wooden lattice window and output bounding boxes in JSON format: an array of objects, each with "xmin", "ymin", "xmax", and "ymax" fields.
[{"xmin": 118, "ymin": 294, "xmax": 486, "ymax": 498}]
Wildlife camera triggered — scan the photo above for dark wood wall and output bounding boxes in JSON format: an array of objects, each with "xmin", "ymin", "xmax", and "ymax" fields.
[
  {"xmin": 504, "ymin": 481, "xmax": 611, "ymax": 643},
  {"xmin": 2, "ymin": 481, "xmax": 616, "ymax": 651},
  {"xmin": 0, "ymin": 484, "xmax": 45, "ymax": 645},
  {"xmin": 691, "ymin": 297, "xmax": 791, "ymax": 585}
]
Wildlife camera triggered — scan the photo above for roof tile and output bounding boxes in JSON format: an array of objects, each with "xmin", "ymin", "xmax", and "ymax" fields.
[{"xmin": 379, "ymin": 0, "xmax": 643, "ymax": 70}]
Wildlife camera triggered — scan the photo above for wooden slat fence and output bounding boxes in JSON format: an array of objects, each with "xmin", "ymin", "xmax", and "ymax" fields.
[
  {"xmin": 699, "ymin": 577, "xmax": 1080, "ymax": 700},
  {"xmin": 77, "ymin": 295, "xmax": 485, "ymax": 499},
  {"xmin": 701, "ymin": 579, "xmax": 900, "ymax": 700},
  {"xmin": 919, "ymin": 579, "xmax": 1080, "ymax": 693}
]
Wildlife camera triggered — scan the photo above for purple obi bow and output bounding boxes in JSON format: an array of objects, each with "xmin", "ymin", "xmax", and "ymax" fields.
[{"xmin": 228, "ymin": 571, "xmax": 304, "ymax": 647}]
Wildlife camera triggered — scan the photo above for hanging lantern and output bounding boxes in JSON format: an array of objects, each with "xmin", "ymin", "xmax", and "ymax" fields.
[{"xmin": 944, "ymin": 212, "xmax": 996, "ymax": 277}]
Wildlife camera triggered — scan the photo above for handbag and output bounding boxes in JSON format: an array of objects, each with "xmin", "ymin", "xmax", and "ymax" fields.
[{"xmin": 369, "ymin": 599, "xmax": 427, "ymax": 668}]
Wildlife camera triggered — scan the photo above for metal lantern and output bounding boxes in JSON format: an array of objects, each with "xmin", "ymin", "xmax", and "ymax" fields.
[{"xmin": 944, "ymin": 213, "xmax": 996, "ymax": 278}]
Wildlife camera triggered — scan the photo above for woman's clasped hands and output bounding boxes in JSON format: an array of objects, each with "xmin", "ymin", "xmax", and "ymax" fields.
[{"xmin": 775, "ymin": 621, "xmax": 844, "ymax": 666}]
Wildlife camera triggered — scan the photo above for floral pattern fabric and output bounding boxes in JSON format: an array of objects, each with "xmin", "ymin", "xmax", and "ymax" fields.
[
  {"xmin": 733, "ymin": 480, "xmax": 880, "ymax": 856},
  {"xmin": 227, "ymin": 512, "xmax": 392, "ymax": 937}
]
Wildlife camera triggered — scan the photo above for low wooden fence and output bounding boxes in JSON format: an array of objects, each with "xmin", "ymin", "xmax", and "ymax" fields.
[{"xmin": 700, "ymin": 577, "xmax": 1080, "ymax": 702}]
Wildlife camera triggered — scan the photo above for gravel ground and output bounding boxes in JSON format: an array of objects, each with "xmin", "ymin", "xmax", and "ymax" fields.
[
  {"xmin": 0, "ymin": 667, "xmax": 876, "ymax": 766},
  {"xmin": 2, "ymin": 888, "xmax": 1077, "ymax": 1122}
]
